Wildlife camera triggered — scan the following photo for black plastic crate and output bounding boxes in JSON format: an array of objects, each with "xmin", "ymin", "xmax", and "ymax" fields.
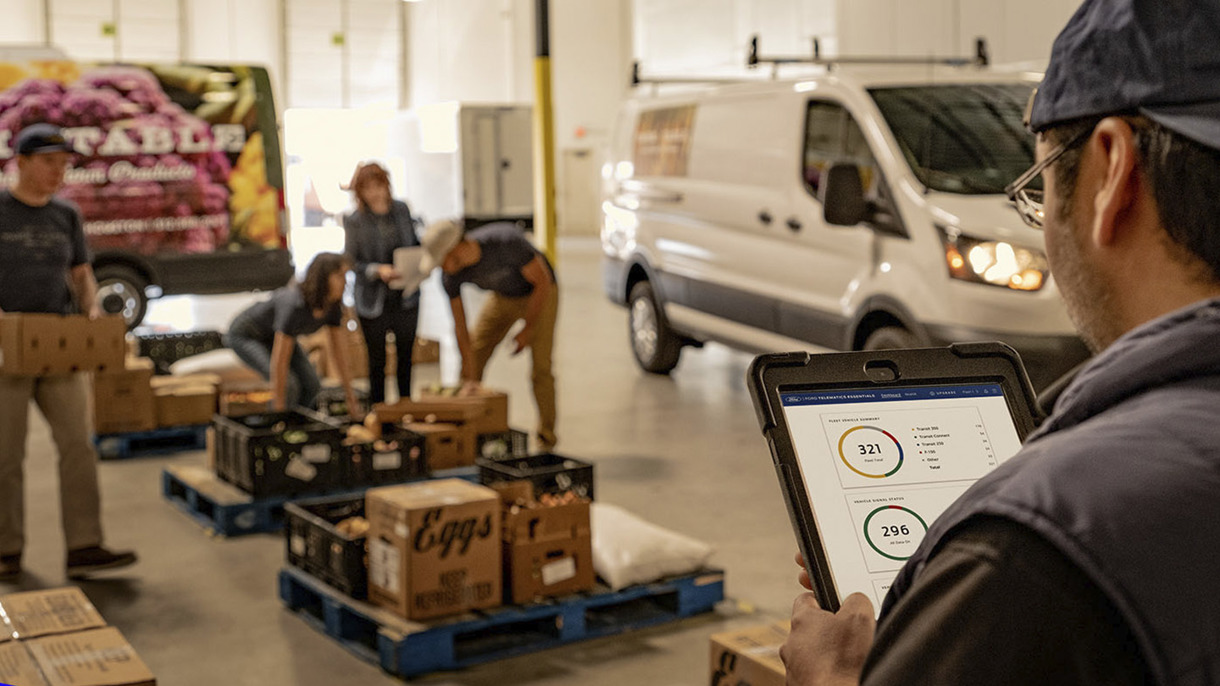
[
  {"xmin": 284, "ymin": 494, "xmax": 369, "ymax": 599},
  {"xmin": 315, "ymin": 387, "xmax": 369, "ymax": 421},
  {"xmin": 347, "ymin": 425, "xmax": 428, "ymax": 487},
  {"xmin": 137, "ymin": 330, "xmax": 224, "ymax": 375},
  {"xmin": 213, "ymin": 410, "xmax": 345, "ymax": 497},
  {"xmin": 477, "ymin": 453, "xmax": 594, "ymax": 500},
  {"xmin": 475, "ymin": 429, "xmax": 529, "ymax": 461}
]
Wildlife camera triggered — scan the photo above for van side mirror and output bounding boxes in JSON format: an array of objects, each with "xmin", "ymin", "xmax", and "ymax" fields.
[{"xmin": 820, "ymin": 163, "xmax": 868, "ymax": 226}]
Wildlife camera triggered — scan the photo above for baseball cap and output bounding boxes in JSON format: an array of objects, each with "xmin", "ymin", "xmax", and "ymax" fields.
[
  {"xmin": 14, "ymin": 123, "xmax": 73, "ymax": 155},
  {"xmin": 419, "ymin": 219, "xmax": 464, "ymax": 273},
  {"xmin": 1029, "ymin": 0, "xmax": 1220, "ymax": 151}
]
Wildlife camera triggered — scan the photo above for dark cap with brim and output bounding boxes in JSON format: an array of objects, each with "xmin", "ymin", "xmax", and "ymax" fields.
[
  {"xmin": 1030, "ymin": 0, "xmax": 1220, "ymax": 152},
  {"xmin": 14, "ymin": 123, "xmax": 72, "ymax": 155}
]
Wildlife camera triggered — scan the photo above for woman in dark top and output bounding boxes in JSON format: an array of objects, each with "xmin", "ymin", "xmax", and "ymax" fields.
[
  {"xmin": 227, "ymin": 252, "xmax": 360, "ymax": 414},
  {"xmin": 343, "ymin": 162, "xmax": 421, "ymax": 404}
]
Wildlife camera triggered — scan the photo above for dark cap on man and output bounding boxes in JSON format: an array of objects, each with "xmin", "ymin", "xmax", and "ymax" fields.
[
  {"xmin": 1029, "ymin": 0, "xmax": 1220, "ymax": 152},
  {"xmin": 14, "ymin": 123, "xmax": 73, "ymax": 156}
]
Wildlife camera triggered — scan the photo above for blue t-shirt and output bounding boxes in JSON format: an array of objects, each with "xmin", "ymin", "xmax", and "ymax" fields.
[
  {"xmin": 230, "ymin": 286, "xmax": 342, "ymax": 345},
  {"xmin": 442, "ymin": 223, "xmax": 555, "ymax": 299},
  {"xmin": 0, "ymin": 191, "xmax": 90, "ymax": 314}
]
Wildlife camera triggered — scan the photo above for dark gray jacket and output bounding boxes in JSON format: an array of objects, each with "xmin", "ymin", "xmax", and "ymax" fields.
[
  {"xmin": 343, "ymin": 199, "xmax": 420, "ymax": 319},
  {"xmin": 885, "ymin": 298, "xmax": 1220, "ymax": 685}
]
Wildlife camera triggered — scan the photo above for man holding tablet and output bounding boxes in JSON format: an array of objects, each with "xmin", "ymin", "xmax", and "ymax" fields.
[{"xmin": 781, "ymin": 0, "xmax": 1220, "ymax": 683}]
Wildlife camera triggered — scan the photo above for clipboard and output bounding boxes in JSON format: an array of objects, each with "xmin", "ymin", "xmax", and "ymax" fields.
[{"xmin": 747, "ymin": 342, "xmax": 1042, "ymax": 613}]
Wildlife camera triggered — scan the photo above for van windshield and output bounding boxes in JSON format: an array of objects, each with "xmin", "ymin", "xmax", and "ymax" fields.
[{"xmin": 869, "ymin": 84, "xmax": 1036, "ymax": 195}]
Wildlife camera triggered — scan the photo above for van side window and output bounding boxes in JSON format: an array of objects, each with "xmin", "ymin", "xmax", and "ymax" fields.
[
  {"xmin": 803, "ymin": 101, "xmax": 879, "ymax": 200},
  {"xmin": 803, "ymin": 102, "xmax": 842, "ymax": 195}
]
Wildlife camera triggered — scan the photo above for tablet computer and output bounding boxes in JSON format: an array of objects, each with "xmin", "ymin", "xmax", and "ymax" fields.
[{"xmin": 747, "ymin": 343, "xmax": 1042, "ymax": 613}]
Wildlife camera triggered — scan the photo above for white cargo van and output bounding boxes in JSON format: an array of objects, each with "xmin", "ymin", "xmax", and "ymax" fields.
[{"xmin": 600, "ymin": 56, "xmax": 1090, "ymax": 391}]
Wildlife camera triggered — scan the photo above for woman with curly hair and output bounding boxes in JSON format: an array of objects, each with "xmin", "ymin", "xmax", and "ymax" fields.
[
  {"xmin": 343, "ymin": 162, "xmax": 421, "ymax": 404},
  {"xmin": 227, "ymin": 252, "xmax": 360, "ymax": 415}
]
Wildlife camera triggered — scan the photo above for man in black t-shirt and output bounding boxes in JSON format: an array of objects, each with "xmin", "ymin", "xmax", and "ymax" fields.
[
  {"xmin": 420, "ymin": 219, "xmax": 559, "ymax": 450},
  {"xmin": 0, "ymin": 124, "xmax": 137, "ymax": 582}
]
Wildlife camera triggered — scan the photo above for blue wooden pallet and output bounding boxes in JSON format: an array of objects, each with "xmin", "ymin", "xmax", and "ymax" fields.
[
  {"xmin": 161, "ymin": 465, "xmax": 480, "ymax": 538},
  {"xmin": 96, "ymin": 424, "xmax": 208, "ymax": 459},
  {"xmin": 278, "ymin": 565, "xmax": 726, "ymax": 678}
]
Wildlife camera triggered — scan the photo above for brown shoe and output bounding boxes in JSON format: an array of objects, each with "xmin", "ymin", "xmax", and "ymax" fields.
[
  {"xmin": 66, "ymin": 546, "xmax": 137, "ymax": 579},
  {"xmin": 0, "ymin": 554, "xmax": 20, "ymax": 582}
]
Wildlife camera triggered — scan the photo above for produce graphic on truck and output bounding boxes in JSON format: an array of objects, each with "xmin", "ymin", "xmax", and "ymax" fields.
[{"xmin": 0, "ymin": 58, "xmax": 293, "ymax": 327}]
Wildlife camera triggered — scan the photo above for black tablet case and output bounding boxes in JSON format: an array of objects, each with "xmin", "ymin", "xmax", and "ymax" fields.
[{"xmin": 747, "ymin": 342, "xmax": 1042, "ymax": 611}]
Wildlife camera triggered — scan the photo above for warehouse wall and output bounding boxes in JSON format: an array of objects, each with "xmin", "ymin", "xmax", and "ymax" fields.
[
  {"xmin": 631, "ymin": 0, "xmax": 1081, "ymax": 74},
  {"xmin": 837, "ymin": 0, "xmax": 1079, "ymax": 65},
  {"xmin": 2, "ymin": 0, "xmax": 1080, "ymax": 236}
]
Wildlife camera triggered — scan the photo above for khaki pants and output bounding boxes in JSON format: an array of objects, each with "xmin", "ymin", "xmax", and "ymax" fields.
[
  {"xmin": 470, "ymin": 288, "xmax": 559, "ymax": 448},
  {"xmin": 0, "ymin": 373, "xmax": 103, "ymax": 557}
]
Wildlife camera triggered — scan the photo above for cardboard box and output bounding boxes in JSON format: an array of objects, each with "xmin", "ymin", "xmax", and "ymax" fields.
[
  {"xmin": 413, "ymin": 337, "xmax": 440, "ymax": 364},
  {"xmin": 93, "ymin": 358, "xmax": 156, "ymax": 434},
  {"xmin": 404, "ymin": 422, "xmax": 471, "ymax": 470},
  {"xmin": 0, "ymin": 640, "xmax": 47, "ymax": 686},
  {"xmin": 153, "ymin": 384, "xmax": 216, "ymax": 427},
  {"xmin": 26, "ymin": 627, "xmax": 155, "ymax": 686},
  {"xmin": 372, "ymin": 398, "xmax": 484, "ymax": 428},
  {"xmin": 0, "ymin": 588, "xmax": 106, "ymax": 640},
  {"xmin": 497, "ymin": 483, "xmax": 594, "ymax": 604},
  {"xmin": 709, "ymin": 622, "xmax": 790, "ymax": 686},
  {"xmin": 148, "ymin": 373, "xmax": 222, "ymax": 391},
  {"xmin": 0, "ymin": 314, "xmax": 126, "ymax": 376},
  {"xmin": 217, "ymin": 383, "xmax": 273, "ymax": 417},
  {"xmin": 366, "ymin": 479, "xmax": 501, "ymax": 620},
  {"xmin": 417, "ymin": 388, "xmax": 509, "ymax": 435}
]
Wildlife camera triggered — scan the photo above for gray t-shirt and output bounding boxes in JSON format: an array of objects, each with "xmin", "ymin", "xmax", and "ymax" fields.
[
  {"xmin": 442, "ymin": 223, "xmax": 554, "ymax": 299},
  {"xmin": 0, "ymin": 190, "xmax": 90, "ymax": 314},
  {"xmin": 230, "ymin": 286, "xmax": 342, "ymax": 345}
]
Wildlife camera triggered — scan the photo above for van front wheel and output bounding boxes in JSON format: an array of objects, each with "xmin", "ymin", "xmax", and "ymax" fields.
[
  {"xmin": 94, "ymin": 265, "xmax": 148, "ymax": 330},
  {"xmin": 628, "ymin": 281, "xmax": 682, "ymax": 374},
  {"xmin": 863, "ymin": 326, "xmax": 922, "ymax": 351}
]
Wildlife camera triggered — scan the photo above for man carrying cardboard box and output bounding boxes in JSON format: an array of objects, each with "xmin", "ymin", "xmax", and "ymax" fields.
[{"xmin": 0, "ymin": 124, "xmax": 137, "ymax": 581}]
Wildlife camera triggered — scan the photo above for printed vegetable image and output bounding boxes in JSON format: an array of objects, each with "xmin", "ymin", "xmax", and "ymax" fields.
[
  {"xmin": 0, "ymin": 60, "xmax": 279, "ymax": 254},
  {"xmin": 229, "ymin": 132, "xmax": 280, "ymax": 247}
]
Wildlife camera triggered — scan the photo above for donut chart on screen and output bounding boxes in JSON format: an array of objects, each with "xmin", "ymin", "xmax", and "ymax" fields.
[
  {"xmin": 862, "ymin": 505, "xmax": 929, "ymax": 560},
  {"xmin": 837, "ymin": 425, "xmax": 904, "ymax": 478}
]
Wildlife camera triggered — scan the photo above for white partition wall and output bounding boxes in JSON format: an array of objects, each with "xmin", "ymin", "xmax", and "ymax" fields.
[
  {"xmin": 632, "ymin": 0, "xmax": 837, "ymax": 74},
  {"xmin": 285, "ymin": 0, "xmax": 401, "ymax": 108},
  {"xmin": 629, "ymin": 0, "xmax": 1079, "ymax": 74},
  {"xmin": 0, "ymin": 1, "xmax": 46, "ymax": 44},
  {"xmin": 44, "ymin": 0, "xmax": 180, "ymax": 61},
  {"xmin": 405, "ymin": 0, "xmax": 534, "ymax": 107},
  {"xmin": 183, "ymin": 0, "xmax": 282, "ymax": 81}
]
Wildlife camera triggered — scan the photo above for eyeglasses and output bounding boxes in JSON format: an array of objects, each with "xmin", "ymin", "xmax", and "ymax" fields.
[{"xmin": 1005, "ymin": 125, "xmax": 1093, "ymax": 229}]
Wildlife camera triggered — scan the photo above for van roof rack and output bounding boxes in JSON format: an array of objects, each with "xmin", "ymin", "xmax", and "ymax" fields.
[
  {"xmin": 630, "ymin": 62, "xmax": 749, "ymax": 88},
  {"xmin": 747, "ymin": 35, "xmax": 989, "ymax": 76}
]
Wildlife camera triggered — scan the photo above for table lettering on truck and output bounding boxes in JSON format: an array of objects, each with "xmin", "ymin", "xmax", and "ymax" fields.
[{"xmin": 0, "ymin": 60, "xmax": 292, "ymax": 327}]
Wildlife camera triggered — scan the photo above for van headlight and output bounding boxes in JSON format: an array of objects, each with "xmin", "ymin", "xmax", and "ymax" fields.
[{"xmin": 938, "ymin": 228, "xmax": 1047, "ymax": 292}]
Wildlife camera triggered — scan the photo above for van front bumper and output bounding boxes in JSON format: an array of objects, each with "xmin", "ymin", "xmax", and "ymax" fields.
[
  {"xmin": 602, "ymin": 256, "xmax": 629, "ymax": 305},
  {"xmin": 924, "ymin": 324, "xmax": 1092, "ymax": 392}
]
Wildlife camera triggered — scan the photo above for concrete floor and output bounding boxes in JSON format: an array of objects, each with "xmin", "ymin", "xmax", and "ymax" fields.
[{"xmin": 1, "ymin": 238, "xmax": 802, "ymax": 686}]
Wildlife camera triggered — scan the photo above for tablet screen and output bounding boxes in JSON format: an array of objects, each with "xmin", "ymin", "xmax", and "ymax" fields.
[{"xmin": 778, "ymin": 383, "xmax": 1023, "ymax": 611}]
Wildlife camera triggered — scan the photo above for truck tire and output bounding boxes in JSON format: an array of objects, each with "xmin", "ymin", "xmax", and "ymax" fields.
[
  {"xmin": 628, "ymin": 281, "xmax": 682, "ymax": 374},
  {"xmin": 94, "ymin": 265, "xmax": 148, "ymax": 329},
  {"xmin": 863, "ymin": 326, "xmax": 922, "ymax": 351}
]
